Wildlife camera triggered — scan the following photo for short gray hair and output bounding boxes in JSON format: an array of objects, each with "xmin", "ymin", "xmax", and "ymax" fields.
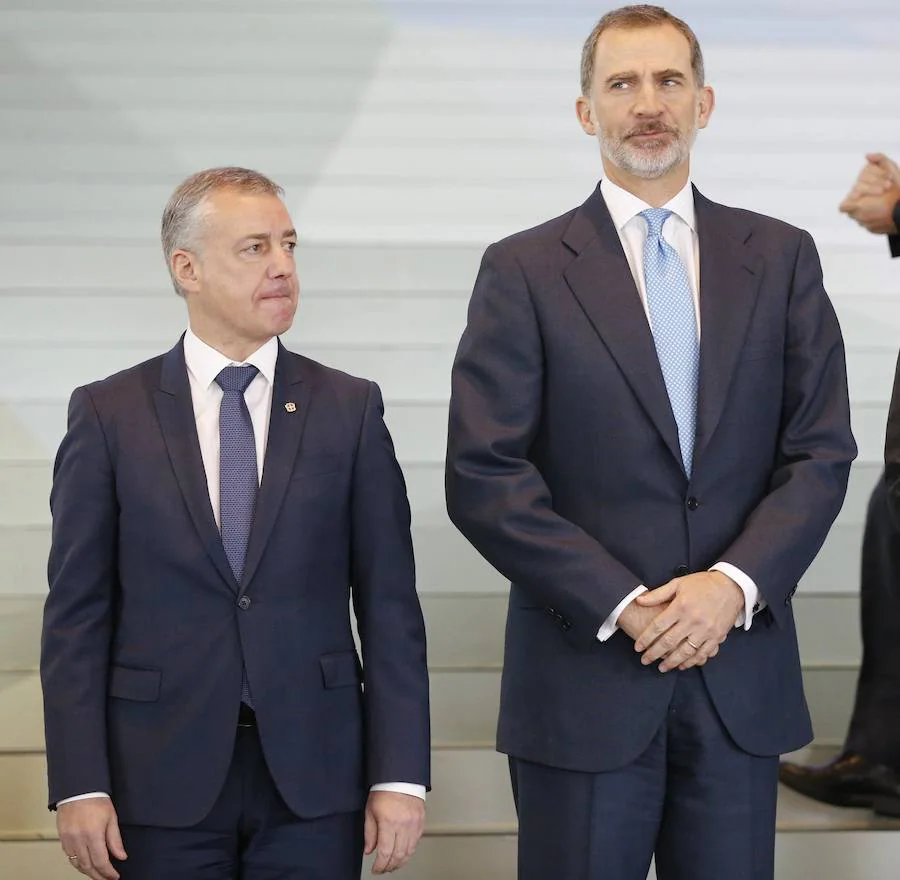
[
  {"xmin": 580, "ymin": 5, "xmax": 705, "ymax": 96},
  {"xmin": 161, "ymin": 166, "xmax": 284, "ymax": 296}
]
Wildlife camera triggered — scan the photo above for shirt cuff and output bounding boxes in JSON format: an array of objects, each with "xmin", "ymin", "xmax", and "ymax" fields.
[
  {"xmin": 597, "ymin": 585, "xmax": 647, "ymax": 641},
  {"xmin": 370, "ymin": 783, "xmax": 427, "ymax": 801},
  {"xmin": 710, "ymin": 562, "xmax": 765, "ymax": 630},
  {"xmin": 56, "ymin": 792, "xmax": 110, "ymax": 806}
]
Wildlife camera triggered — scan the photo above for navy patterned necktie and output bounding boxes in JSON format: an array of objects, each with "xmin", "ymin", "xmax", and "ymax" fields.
[
  {"xmin": 215, "ymin": 365, "xmax": 258, "ymax": 707},
  {"xmin": 215, "ymin": 365, "xmax": 259, "ymax": 583},
  {"xmin": 640, "ymin": 208, "xmax": 700, "ymax": 476}
]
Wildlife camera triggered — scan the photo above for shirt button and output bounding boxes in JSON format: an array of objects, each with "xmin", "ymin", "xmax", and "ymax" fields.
[
  {"xmin": 686, "ymin": 497, "xmax": 699, "ymax": 511},
  {"xmin": 238, "ymin": 596, "xmax": 251, "ymax": 611}
]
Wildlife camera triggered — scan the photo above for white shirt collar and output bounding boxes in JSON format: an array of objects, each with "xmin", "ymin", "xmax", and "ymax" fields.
[
  {"xmin": 183, "ymin": 328, "xmax": 279, "ymax": 390},
  {"xmin": 600, "ymin": 177, "xmax": 696, "ymax": 234}
]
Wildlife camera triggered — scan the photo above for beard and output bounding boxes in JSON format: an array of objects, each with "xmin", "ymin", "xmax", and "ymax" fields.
[{"xmin": 598, "ymin": 121, "xmax": 696, "ymax": 180}]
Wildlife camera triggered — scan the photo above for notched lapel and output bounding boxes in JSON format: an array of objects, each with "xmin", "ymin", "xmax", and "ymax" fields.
[
  {"xmin": 694, "ymin": 193, "xmax": 763, "ymax": 464},
  {"xmin": 240, "ymin": 346, "xmax": 313, "ymax": 591},
  {"xmin": 562, "ymin": 190, "xmax": 684, "ymax": 471},
  {"xmin": 153, "ymin": 339, "xmax": 237, "ymax": 592}
]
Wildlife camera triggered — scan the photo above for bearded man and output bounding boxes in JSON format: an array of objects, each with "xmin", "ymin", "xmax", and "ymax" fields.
[{"xmin": 445, "ymin": 6, "xmax": 855, "ymax": 880}]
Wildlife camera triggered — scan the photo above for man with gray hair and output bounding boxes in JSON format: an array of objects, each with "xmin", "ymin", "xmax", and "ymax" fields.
[
  {"xmin": 446, "ymin": 5, "xmax": 855, "ymax": 879},
  {"xmin": 41, "ymin": 167, "xmax": 430, "ymax": 880}
]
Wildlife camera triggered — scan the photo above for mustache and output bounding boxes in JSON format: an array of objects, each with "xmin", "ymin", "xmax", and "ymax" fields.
[{"xmin": 626, "ymin": 123, "xmax": 678, "ymax": 138}]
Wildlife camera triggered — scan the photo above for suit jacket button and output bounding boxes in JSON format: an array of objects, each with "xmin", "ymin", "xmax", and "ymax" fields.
[
  {"xmin": 674, "ymin": 565, "xmax": 689, "ymax": 578},
  {"xmin": 686, "ymin": 497, "xmax": 699, "ymax": 511},
  {"xmin": 238, "ymin": 596, "xmax": 251, "ymax": 610}
]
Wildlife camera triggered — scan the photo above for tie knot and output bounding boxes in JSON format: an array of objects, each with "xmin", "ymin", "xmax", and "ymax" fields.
[
  {"xmin": 216, "ymin": 365, "xmax": 258, "ymax": 394},
  {"xmin": 640, "ymin": 207, "xmax": 673, "ymax": 239}
]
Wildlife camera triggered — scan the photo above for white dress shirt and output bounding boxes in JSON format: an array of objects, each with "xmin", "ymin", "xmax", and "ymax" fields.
[
  {"xmin": 595, "ymin": 178, "xmax": 764, "ymax": 642},
  {"xmin": 59, "ymin": 329, "xmax": 424, "ymax": 805}
]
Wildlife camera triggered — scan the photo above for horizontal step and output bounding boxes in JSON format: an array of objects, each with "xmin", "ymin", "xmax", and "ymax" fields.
[
  {"xmin": 0, "ymin": 659, "xmax": 860, "ymax": 761},
  {"xmin": 5, "ymin": 744, "xmax": 900, "ymax": 842},
  {"xmin": 0, "ymin": 587, "xmax": 864, "ymax": 672},
  {"xmin": 0, "ymin": 452, "xmax": 882, "ymax": 535},
  {"xmin": 0, "ymin": 241, "xmax": 892, "ymax": 299},
  {"xmin": 0, "ymin": 396, "xmax": 891, "ymax": 473},
  {"xmin": 2, "ymin": 291, "xmax": 900, "ymax": 353},
  {"xmin": 7, "ymin": 829, "xmax": 900, "ymax": 880}
]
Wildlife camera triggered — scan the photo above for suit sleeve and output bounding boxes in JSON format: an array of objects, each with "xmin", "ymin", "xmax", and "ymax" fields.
[
  {"xmin": 889, "ymin": 199, "xmax": 899, "ymax": 258},
  {"xmin": 446, "ymin": 242, "xmax": 644, "ymax": 649},
  {"xmin": 350, "ymin": 382, "xmax": 430, "ymax": 790},
  {"xmin": 714, "ymin": 231, "xmax": 856, "ymax": 623},
  {"xmin": 885, "ymin": 347, "xmax": 900, "ymax": 529},
  {"xmin": 40, "ymin": 387, "xmax": 117, "ymax": 807}
]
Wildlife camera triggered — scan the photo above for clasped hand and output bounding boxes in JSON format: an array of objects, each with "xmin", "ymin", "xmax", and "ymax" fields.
[
  {"xmin": 617, "ymin": 571, "xmax": 744, "ymax": 673},
  {"xmin": 839, "ymin": 153, "xmax": 900, "ymax": 235}
]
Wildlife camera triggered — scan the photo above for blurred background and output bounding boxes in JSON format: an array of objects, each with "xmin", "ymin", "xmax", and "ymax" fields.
[{"xmin": 0, "ymin": 0, "xmax": 898, "ymax": 876}]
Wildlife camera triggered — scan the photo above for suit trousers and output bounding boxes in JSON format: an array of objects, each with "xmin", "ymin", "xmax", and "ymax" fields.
[
  {"xmin": 509, "ymin": 668, "xmax": 778, "ymax": 880},
  {"xmin": 115, "ymin": 720, "xmax": 364, "ymax": 880},
  {"xmin": 845, "ymin": 477, "xmax": 900, "ymax": 771}
]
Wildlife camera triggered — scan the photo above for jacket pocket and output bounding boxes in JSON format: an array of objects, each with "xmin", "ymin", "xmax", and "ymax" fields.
[
  {"xmin": 108, "ymin": 665, "xmax": 161, "ymax": 702},
  {"xmin": 320, "ymin": 651, "xmax": 362, "ymax": 689}
]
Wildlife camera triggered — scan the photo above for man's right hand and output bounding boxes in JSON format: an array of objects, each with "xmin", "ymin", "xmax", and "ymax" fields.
[{"xmin": 57, "ymin": 798, "xmax": 127, "ymax": 880}]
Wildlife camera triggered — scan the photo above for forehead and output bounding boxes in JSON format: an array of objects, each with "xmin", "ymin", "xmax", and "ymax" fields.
[
  {"xmin": 593, "ymin": 23, "xmax": 693, "ymax": 77},
  {"xmin": 202, "ymin": 188, "xmax": 293, "ymax": 235}
]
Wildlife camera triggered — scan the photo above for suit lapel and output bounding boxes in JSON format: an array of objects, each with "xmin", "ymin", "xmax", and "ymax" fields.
[
  {"xmin": 693, "ymin": 189, "xmax": 763, "ymax": 465},
  {"xmin": 240, "ymin": 345, "xmax": 313, "ymax": 592},
  {"xmin": 153, "ymin": 338, "xmax": 237, "ymax": 591},
  {"xmin": 563, "ymin": 186, "xmax": 684, "ymax": 470}
]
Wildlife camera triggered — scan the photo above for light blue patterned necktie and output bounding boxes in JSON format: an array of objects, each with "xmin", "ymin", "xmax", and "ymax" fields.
[
  {"xmin": 215, "ymin": 364, "xmax": 259, "ymax": 707},
  {"xmin": 640, "ymin": 208, "xmax": 699, "ymax": 476}
]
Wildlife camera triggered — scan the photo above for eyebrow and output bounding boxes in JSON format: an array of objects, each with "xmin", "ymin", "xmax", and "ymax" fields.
[
  {"xmin": 241, "ymin": 229, "xmax": 298, "ymax": 242},
  {"xmin": 604, "ymin": 68, "xmax": 687, "ymax": 84}
]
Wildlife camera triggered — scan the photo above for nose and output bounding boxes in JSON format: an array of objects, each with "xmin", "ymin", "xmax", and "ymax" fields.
[
  {"xmin": 632, "ymin": 82, "xmax": 663, "ymax": 117},
  {"xmin": 268, "ymin": 245, "xmax": 295, "ymax": 279}
]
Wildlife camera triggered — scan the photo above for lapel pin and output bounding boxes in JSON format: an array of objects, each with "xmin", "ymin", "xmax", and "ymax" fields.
[{"xmin": 284, "ymin": 402, "xmax": 297, "ymax": 413}]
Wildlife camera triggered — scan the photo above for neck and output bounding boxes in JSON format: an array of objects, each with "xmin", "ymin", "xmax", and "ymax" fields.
[
  {"xmin": 188, "ymin": 323, "xmax": 271, "ymax": 364},
  {"xmin": 602, "ymin": 160, "xmax": 690, "ymax": 207}
]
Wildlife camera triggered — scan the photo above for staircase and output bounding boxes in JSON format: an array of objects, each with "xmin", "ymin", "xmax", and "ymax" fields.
[{"xmin": 3, "ymin": 0, "xmax": 900, "ymax": 876}]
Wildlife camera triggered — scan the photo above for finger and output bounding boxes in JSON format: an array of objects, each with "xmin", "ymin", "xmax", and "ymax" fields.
[
  {"xmin": 640, "ymin": 621, "xmax": 695, "ymax": 665},
  {"xmin": 72, "ymin": 844, "xmax": 100, "ymax": 880},
  {"xmin": 635, "ymin": 581, "xmax": 678, "ymax": 606},
  {"xmin": 677, "ymin": 639, "xmax": 717, "ymax": 671},
  {"xmin": 659, "ymin": 635, "xmax": 706, "ymax": 672},
  {"xmin": 106, "ymin": 819, "xmax": 127, "ymax": 863},
  {"xmin": 854, "ymin": 180, "xmax": 890, "ymax": 197},
  {"xmin": 372, "ymin": 824, "xmax": 398, "ymax": 875},
  {"xmin": 364, "ymin": 808, "xmax": 378, "ymax": 856},
  {"xmin": 385, "ymin": 826, "xmax": 411, "ymax": 872},
  {"xmin": 867, "ymin": 152, "xmax": 892, "ymax": 169},
  {"xmin": 85, "ymin": 835, "xmax": 119, "ymax": 880},
  {"xmin": 634, "ymin": 610, "xmax": 679, "ymax": 653}
]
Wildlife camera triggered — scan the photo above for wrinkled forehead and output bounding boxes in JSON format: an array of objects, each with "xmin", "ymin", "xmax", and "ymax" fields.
[
  {"xmin": 592, "ymin": 24, "xmax": 693, "ymax": 80},
  {"xmin": 197, "ymin": 188, "xmax": 294, "ymax": 241}
]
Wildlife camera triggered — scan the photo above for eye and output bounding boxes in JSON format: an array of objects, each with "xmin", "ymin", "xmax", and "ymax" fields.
[
  {"xmin": 284, "ymin": 240, "xmax": 297, "ymax": 252},
  {"xmin": 661, "ymin": 78, "xmax": 681, "ymax": 87},
  {"xmin": 610, "ymin": 80, "xmax": 630, "ymax": 91},
  {"xmin": 244, "ymin": 243, "xmax": 261, "ymax": 254}
]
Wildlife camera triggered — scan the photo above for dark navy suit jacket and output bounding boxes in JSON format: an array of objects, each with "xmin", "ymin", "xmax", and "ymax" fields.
[
  {"xmin": 41, "ymin": 340, "xmax": 430, "ymax": 827},
  {"xmin": 446, "ymin": 185, "xmax": 856, "ymax": 772}
]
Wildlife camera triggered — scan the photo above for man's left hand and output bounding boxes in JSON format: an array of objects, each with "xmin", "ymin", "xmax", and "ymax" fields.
[
  {"xmin": 841, "ymin": 183, "xmax": 900, "ymax": 235},
  {"xmin": 364, "ymin": 791, "xmax": 425, "ymax": 874},
  {"xmin": 633, "ymin": 571, "xmax": 744, "ymax": 672}
]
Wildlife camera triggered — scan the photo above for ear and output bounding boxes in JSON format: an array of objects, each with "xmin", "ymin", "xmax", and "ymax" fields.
[
  {"xmin": 171, "ymin": 249, "xmax": 201, "ymax": 294},
  {"xmin": 575, "ymin": 95, "xmax": 597, "ymax": 136},
  {"xmin": 696, "ymin": 85, "xmax": 715, "ymax": 130}
]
